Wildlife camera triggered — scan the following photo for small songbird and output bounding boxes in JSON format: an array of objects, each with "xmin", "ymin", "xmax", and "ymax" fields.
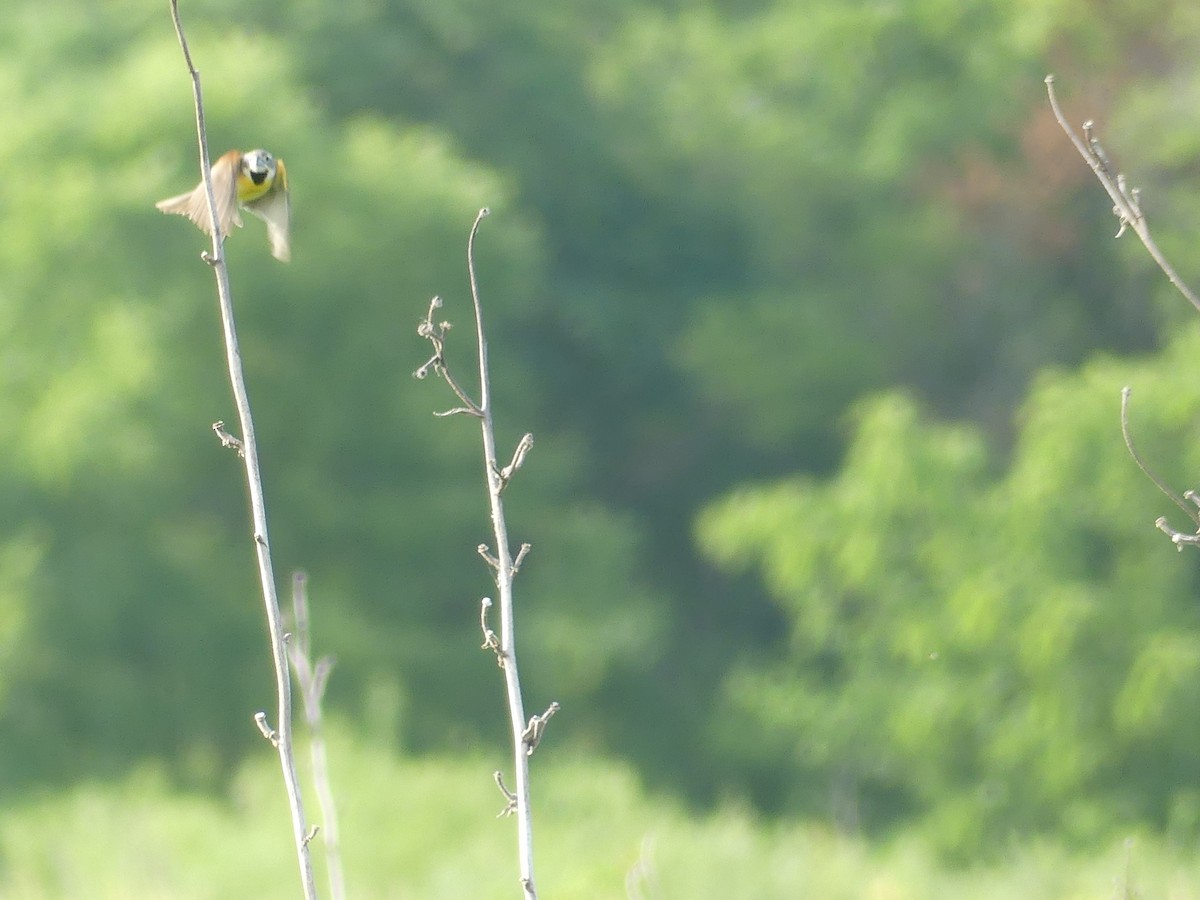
[{"xmin": 156, "ymin": 148, "xmax": 291, "ymax": 261}]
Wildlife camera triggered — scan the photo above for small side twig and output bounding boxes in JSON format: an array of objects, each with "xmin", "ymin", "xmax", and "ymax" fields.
[
  {"xmin": 521, "ymin": 702, "xmax": 560, "ymax": 757},
  {"xmin": 511, "ymin": 543, "xmax": 531, "ymax": 576},
  {"xmin": 478, "ymin": 544, "xmax": 501, "ymax": 572},
  {"xmin": 494, "ymin": 770, "xmax": 518, "ymax": 818},
  {"xmin": 480, "ymin": 597, "xmax": 502, "ymax": 662},
  {"xmin": 211, "ymin": 420, "xmax": 245, "ymax": 457},
  {"xmin": 254, "ymin": 711, "xmax": 280, "ymax": 746},
  {"xmin": 497, "ymin": 433, "xmax": 534, "ymax": 489},
  {"xmin": 414, "ymin": 296, "xmax": 484, "ymax": 418}
]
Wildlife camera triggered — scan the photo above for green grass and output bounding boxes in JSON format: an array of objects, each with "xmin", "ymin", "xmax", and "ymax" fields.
[{"xmin": 0, "ymin": 724, "xmax": 1196, "ymax": 898}]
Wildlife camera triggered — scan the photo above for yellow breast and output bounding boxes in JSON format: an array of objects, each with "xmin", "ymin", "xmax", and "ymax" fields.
[{"xmin": 236, "ymin": 169, "xmax": 274, "ymax": 205}]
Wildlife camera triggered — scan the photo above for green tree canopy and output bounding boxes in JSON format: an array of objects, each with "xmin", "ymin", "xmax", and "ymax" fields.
[{"xmin": 699, "ymin": 327, "xmax": 1200, "ymax": 851}]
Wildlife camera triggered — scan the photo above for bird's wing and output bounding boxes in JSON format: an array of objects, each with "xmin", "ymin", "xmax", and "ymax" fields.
[
  {"xmin": 155, "ymin": 150, "xmax": 242, "ymax": 236},
  {"xmin": 242, "ymin": 159, "xmax": 291, "ymax": 261}
]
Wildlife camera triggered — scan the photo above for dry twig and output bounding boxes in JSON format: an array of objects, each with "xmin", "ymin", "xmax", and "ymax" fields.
[
  {"xmin": 417, "ymin": 209, "xmax": 555, "ymax": 899},
  {"xmin": 1046, "ymin": 75, "xmax": 1200, "ymax": 548}
]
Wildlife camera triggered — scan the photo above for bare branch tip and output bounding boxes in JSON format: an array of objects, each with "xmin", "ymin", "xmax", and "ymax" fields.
[
  {"xmin": 493, "ymin": 770, "xmax": 518, "ymax": 817},
  {"xmin": 254, "ymin": 711, "xmax": 280, "ymax": 747},
  {"xmin": 511, "ymin": 542, "xmax": 532, "ymax": 575},
  {"xmin": 477, "ymin": 544, "xmax": 500, "ymax": 570},
  {"xmin": 212, "ymin": 420, "xmax": 246, "ymax": 457},
  {"xmin": 522, "ymin": 701, "xmax": 561, "ymax": 756},
  {"xmin": 480, "ymin": 596, "xmax": 502, "ymax": 656}
]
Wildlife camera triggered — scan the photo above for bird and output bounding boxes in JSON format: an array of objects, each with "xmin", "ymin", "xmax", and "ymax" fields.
[{"xmin": 156, "ymin": 148, "xmax": 291, "ymax": 261}]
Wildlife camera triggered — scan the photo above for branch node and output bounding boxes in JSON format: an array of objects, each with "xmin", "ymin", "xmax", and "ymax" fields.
[
  {"xmin": 302, "ymin": 825, "xmax": 320, "ymax": 847},
  {"xmin": 480, "ymin": 597, "xmax": 503, "ymax": 663},
  {"xmin": 478, "ymin": 544, "xmax": 500, "ymax": 571},
  {"xmin": 212, "ymin": 420, "xmax": 245, "ymax": 457},
  {"xmin": 415, "ymin": 294, "xmax": 484, "ymax": 414},
  {"xmin": 254, "ymin": 711, "xmax": 280, "ymax": 747},
  {"xmin": 521, "ymin": 702, "xmax": 561, "ymax": 757},
  {"xmin": 511, "ymin": 542, "xmax": 532, "ymax": 576},
  {"xmin": 498, "ymin": 433, "xmax": 534, "ymax": 489},
  {"xmin": 494, "ymin": 770, "xmax": 518, "ymax": 817}
]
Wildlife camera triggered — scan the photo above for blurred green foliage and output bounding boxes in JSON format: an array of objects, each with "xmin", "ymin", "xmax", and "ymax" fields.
[
  {"xmin": 699, "ymin": 332, "xmax": 1200, "ymax": 850},
  {"xmin": 0, "ymin": 724, "xmax": 1193, "ymax": 898},
  {"xmin": 4, "ymin": 0, "xmax": 1200, "ymax": 870}
]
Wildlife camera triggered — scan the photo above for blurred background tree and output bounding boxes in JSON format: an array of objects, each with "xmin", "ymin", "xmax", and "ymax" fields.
[{"xmin": 3, "ymin": 0, "xmax": 1200, "ymax": 862}]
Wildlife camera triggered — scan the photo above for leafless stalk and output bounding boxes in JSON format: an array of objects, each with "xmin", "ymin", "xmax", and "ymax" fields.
[
  {"xmin": 1044, "ymin": 75, "xmax": 1200, "ymax": 313},
  {"xmin": 417, "ymin": 209, "xmax": 555, "ymax": 899},
  {"xmin": 166, "ymin": 2, "xmax": 316, "ymax": 895},
  {"xmin": 1047, "ymin": 76, "xmax": 1200, "ymax": 549},
  {"xmin": 288, "ymin": 572, "xmax": 347, "ymax": 900}
]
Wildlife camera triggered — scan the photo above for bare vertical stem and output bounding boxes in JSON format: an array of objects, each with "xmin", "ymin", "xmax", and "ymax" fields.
[
  {"xmin": 467, "ymin": 209, "xmax": 539, "ymax": 900},
  {"xmin": 166, "ymin": 3, "xmax": 316, "ymax": 896},
  {"xmin": 416, "ymin": 210, "xmax": 550, "ymax": 898}
]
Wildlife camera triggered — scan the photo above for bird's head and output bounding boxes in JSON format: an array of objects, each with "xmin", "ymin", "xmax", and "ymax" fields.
[{"xmin": 242, "ymin": 149, "xmax": 276, "ymax": 186}]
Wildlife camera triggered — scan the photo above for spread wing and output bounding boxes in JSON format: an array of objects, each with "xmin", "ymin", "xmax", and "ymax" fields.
[
  {"xmin": 242, "ymin": 159, "xmax": 291, "ymax": 261},
  {"xmin": 155, "ymin": 150, "xmax": 243, "ymax": 237}
]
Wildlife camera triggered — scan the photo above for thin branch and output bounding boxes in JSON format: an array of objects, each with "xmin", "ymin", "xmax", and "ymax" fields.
[
  {"xmin": 414, "ymin": 296, "xmax": 483, "ymax": 417},
  {"xmin": 1120, "ymin": 387, "xmax": 1198, "ymax": 524},
  {"xmin": 1044, "ymin": 75, "xmax": 1200, "ymax": 313},
  {"xmin": 288, "ymin": 572, "xmax": 347, "ymax": 900},
  {"xmin": 166, "ymin": 2, "xmax": 316, "ymax": 896}
]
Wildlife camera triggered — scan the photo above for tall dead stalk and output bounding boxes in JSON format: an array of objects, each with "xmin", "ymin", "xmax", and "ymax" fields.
[
  {"xmin": 165, "ymin": 2, "xmax": 317, "ymax": 895},
  {"xmin": 416, "ymin": 208, "xmax": 557, "ymax": 899}
]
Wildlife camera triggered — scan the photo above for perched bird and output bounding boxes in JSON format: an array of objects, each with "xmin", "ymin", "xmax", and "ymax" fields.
[{"xmin": 156, "ymin": 148, "xmax": 291, "ymax": 261}]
